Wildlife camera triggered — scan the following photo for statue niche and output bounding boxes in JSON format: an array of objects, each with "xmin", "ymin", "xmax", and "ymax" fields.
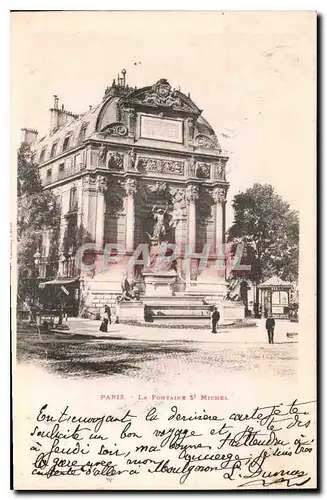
[
  {"xmin": 145, "ymin": 203, "xmax": 169, "ymax": 244},
  {"xmin": 143, "ymin": 202, "xmax": 177, "ymax": 274}
]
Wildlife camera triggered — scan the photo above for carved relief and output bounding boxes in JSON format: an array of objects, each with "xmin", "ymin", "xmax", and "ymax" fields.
[
  {"xmin": 143, "ymin": 79, "xmax": 182, "ymax": 107},
  {"xmin": 216, "ymin": 159, "xmax": 226, "ymax": 180},
  {"xmin": 187, "ymin": 117, "xmax": 195, "ymax": 144},
  {"xmin": 212, "ymin": 187, "xmax": 227, "ymax": 203},
  {"xmin": 169, "ymin": 187, "xmax": 186, "ymax": 227},
  {"xmin": 189, "ymin": 156, "xmax": 196, "ymax": 177},
  {"xmin": 128, "ymin": 148, "xmax": 138, "ymax": 171},
  {"xmin": 148, "ymin": 181, "xmax": 167, "ymax": 195},
  {"xmin": 138, "ymin": 157, "xmax": 184, "ymax": 176},
  {"xmin": 108, "ymin": 152, "xmax": 124, "ymax": 171},
  {"xmin": 98, "ymin": 144, "xmax": 108, "ymax": 167},
  {"xmin": 195, "ymin": 162, "xmax": 211, "ymax": 179},
  {"xmin": 131, "ymin": 79, "xmax": 193, "ymax": 111},
  {"xmin": 194, "ymin": 134, "xmax": 217, "ymax": 149},
  {"xmin": 126, "ymin": 108, "xmax": 137, "ymax": 131},
  {"xmin": 185, "ymin": 184, "xmax": 199, "ymax": 203},
  {"xmin": 103, "ymin": 123, "xmax": 128, "ymax": 137}
]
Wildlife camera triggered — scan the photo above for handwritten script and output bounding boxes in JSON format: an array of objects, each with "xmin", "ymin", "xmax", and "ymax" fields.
[{"xmin": 28, "ymin": 399, "xmax": 316, "ymax": 488}]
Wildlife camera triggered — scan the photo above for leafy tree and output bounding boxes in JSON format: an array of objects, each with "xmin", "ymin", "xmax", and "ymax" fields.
[
  {"xmin": 17, "ymin": 142, "xmax": 60, "ymax": 302},
  {"xmin": 227, "ymin": 183, "xmax": 299, "ymax": 302}
]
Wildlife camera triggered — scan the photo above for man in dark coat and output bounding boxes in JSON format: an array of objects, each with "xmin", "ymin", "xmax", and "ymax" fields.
[
  {"xmin": 104, "ymin": 305, "xmax": 111, "ymax": 324},
  {"xmin": 211, "ymin": 307, "xmax": 220, "ymax": 333},
  {"xmin": 265, "ymin": 316, "xmax": 276, "ymax": 344}
]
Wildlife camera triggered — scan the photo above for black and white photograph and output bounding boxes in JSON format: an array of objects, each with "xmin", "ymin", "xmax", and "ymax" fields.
[{"xmin": 11, "ymin": 10, "xmax": 316, "ymax": 490}]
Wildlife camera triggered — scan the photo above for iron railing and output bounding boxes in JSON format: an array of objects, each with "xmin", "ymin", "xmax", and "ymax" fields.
[{"xmin": 43, "ymin": 163, "xmax": 86, "ymax": 186}]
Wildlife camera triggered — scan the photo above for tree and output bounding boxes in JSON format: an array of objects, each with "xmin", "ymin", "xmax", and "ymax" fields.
[
  {"xmin": 227, "ymin": 183, "xmax": 299, "ymax": 303},
  {"xmin": 17, "ymin": 142, "xmax": 61, "ymax": 302}
]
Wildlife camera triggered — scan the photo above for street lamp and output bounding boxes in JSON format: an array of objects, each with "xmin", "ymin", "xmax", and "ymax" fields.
[
  {"xmin": 31, "ymin": 248, "xmax": 41, "ymax": 321},
  {"xmin": 33, "ymin": 249, "xmax": 41, "ymax": 270}
]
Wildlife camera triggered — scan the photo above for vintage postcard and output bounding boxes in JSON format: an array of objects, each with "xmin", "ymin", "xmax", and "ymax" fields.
[{"xmin": 11, "ymin": 11, "xmax": 317, "ymax": 490}]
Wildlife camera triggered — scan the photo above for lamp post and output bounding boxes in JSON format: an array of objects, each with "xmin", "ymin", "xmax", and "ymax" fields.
[
  {"xmin": 33, "ymin": 249, "xmax": 41, "ymax": 299},
  {"xmin": 31, "ymin": 248, "xmax": 41, "ymax": 322}
]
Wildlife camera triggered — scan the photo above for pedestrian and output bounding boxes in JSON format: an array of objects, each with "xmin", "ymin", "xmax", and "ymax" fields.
[
  {"xmin": 265, "ymin": 315, "xmax": 275, "ymax": 344},
  {"xmin": 211, "ymin": 306, "xmax": 220, "ymax": 333},
  {"xmin": 99, "ymin": 311, "xmax": 109, "ymax": 333},
  {"xmin": 104, "ymin": 304, "xmax": 112, "ymax": 324}
]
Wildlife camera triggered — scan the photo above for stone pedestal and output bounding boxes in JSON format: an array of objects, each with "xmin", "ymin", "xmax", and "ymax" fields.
[
  {"xmin": 186, "ymin": 264, "xmax": 227, "ymax": 296},
  {"xmin": 117, "ymin": 301, "xmax": 145, "ymax": 322},
  {"xmin": 222, "ymin": 300, "xmax": 245, "ymax": 323},
  {"xmin": 143, "ymin": 270, "xmax": 177, "ymax": 296}
]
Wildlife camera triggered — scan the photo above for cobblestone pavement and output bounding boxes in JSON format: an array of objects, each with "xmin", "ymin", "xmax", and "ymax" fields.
[
  {"xmin": 64, "ymin": 317, "xmax": 298, "ymax": 344},
  {"xmin": 16, "ymin": 319, "xmax": 298, "ymax": 394}
]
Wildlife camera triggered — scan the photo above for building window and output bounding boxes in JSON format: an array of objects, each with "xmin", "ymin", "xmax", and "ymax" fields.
[
  {"xmin": 50, "ymin": 142, "xmax": 58, "ymax": 158},
  {"xmin": 69, "ymin": 187, "xmax": 78, "ymax": 212},
  {"xmin": 62, "ymin": 133, "xmax": 71, "ymax": 152},
  {"xmin": 73, "ymin": 153, "xmax": 81, "ymax": 166},
  {"xmin": 59, "ymin": 162, "xmax": 65, "ymax": 172},
  {"xmin": 39, "ymin": 148, "xmax": 47, "ymax": 163},
  {"xmin": 46, "ymin": 168, "xmax": 52, "ymax": 179},
  {"xmin": 78, "ymin": 122, "xmax": 88, "ymax": 145}
]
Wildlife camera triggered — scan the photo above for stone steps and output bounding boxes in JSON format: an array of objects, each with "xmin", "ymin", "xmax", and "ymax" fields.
[
  {"xmin": 143, "ymin": 296, "xmax": 210, "ymax": 307},
  {"xmin": 152, "ymin": 309, "xmax": 212, "ymax": 317},
  {"xmin": 148, "ymin": 315, "xmax": 212, "ymax": 325},
  {"xmin": 143, "ymin": 295, "xmax": 215, "ymax": 325}
]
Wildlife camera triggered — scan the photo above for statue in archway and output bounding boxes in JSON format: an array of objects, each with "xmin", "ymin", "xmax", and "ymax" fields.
[{"xmin": 150, "ymin": 203, "xmax": 169, "ymax": 242}]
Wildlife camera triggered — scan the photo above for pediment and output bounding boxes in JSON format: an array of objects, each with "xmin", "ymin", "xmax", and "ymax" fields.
[{"xmin": 120, "ymin": 79, "xmax": 201, "ymax": 115}]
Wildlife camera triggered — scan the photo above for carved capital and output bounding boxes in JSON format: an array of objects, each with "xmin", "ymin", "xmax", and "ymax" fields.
[
  {"xmin": 97, "ymin": 175, "xmax": 107, "ymax": 194},
  {"xmin": 124, "ymin": 178, "xmax": 137, "ymax": 196},
  {"xmin": 212, "ymin": 187, "xmax": 227, "ymax": 203},
  {"xmin": 83, "ymin": 174, "xmax": 97, "ymax": 192},
  {"xmin": 185, "ymin": 184, "xmax": 199, "ymax": 203}
]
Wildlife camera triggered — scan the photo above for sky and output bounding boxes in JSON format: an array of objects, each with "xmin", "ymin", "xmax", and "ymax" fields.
[{"xmin": 11, "ymin": 11, "xmax": 316, "ymax": 227}]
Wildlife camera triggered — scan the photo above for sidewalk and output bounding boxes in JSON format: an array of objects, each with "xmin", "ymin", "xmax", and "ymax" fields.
[{"xmin": 58, "ymin": 317, "xmax": 298, "ymax": 344}]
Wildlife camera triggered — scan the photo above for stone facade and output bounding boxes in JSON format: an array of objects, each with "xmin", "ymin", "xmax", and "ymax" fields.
[{"xmin": 26, "ymin": 73, "xmax": 236, "ymax": 320}]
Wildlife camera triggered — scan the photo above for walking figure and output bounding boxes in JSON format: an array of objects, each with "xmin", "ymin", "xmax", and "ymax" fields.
[
  {"xmin": 211, "ymin": 307, "xmax": 220, "ymax": 333},
  {"xmin": 265, "ymin": 315, "xmax": 275, "ymax": 344},
  {"xmin": 99, "ymin": 305, "xmax": 111, "ymax": 333},
  {"xmin": 104, "ymin": 304, "xmax": 112, "ymax": 324}
]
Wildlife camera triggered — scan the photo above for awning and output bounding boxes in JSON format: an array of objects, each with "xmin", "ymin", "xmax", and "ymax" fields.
[
  {"xmin": 258, "ymin": 276, "xmax": 293, "ymax": 290},
  {"xmin": 39, "ymin": 278, "xmax": 79, "ymax": 289}
]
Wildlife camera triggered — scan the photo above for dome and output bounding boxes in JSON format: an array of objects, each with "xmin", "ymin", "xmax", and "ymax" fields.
[{"xmin": 32, "ymin": 78, "xmax": 222, "ymax": 163}]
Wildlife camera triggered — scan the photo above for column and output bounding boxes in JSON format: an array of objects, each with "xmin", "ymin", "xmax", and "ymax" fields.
[
  {"xmin": 95, "ymin": 175, "xmax": 107, "ymax": 249},
  {"xmin": 185, "ymin": 184, "xmax": 199, "ymax": 281},
  {"xmin": 213, "ymin": 187, "xmax": 227, "ymax": 278},
  {"xmin": 77, "ymin": 180, "xmax": 83, "ymax": 227},
  {"xmin": 124, "ymin": 178, "xmax": 137, "ymax": 253},
  {"xmin": 213, "ymin": 187, "xmax": 227, "ymax": 253},
  {"xmin": 186, "ymin": 184, "xmax": 199, "ymax": 246},
  {"xmin": 82, "ymin": 175, "xmax": 97, "ymax": 238}
]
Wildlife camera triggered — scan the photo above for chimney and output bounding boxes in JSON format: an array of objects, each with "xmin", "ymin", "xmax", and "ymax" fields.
[
  {"xmin": 49, "ymin": 95, "xmax": 78, "ymax": 132},
  {"xmin": 50, "ymin": 94, "xmax": 60, "ymax": 132},
  {"xmin": 21, "ymin": 128, "xmax": 38, "ymax": 144}
]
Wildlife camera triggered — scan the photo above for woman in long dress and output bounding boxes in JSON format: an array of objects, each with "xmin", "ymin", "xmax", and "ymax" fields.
[{"xmin": 99, "ymin": 311, "xmax": 109, "ymax": 332}]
